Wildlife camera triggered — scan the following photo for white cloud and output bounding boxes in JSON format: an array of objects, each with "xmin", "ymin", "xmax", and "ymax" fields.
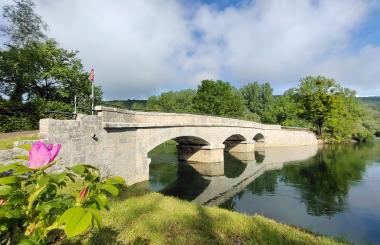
[{"xmin": 2, "ymin": 0, "xmax": 380, "ymax": 98}]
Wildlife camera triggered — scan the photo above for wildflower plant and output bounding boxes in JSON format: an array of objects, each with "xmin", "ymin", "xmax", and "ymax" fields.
[{"xmin": 0, "ymin": 140, "xmax": 125, "ymax": 244}]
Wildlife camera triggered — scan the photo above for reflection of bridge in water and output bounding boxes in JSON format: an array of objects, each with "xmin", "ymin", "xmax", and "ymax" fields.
[{"xmin": 162, "ymin": 145, "xmax": 319, "ymax": 206}]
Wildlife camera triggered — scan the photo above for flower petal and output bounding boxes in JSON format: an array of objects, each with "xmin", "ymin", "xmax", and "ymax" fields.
[{"xmin": 49, "ymin": 144, "xmax": 61, "ymax": 162}]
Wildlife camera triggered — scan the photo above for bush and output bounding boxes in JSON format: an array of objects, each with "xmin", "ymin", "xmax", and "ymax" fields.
[
  {"xmin": 353, "ymin": 129, "xmax": 375, "ymax": 143},
  {"xmin": 0, "ymin": 141, "xmax": 125, "ymax": 244}
]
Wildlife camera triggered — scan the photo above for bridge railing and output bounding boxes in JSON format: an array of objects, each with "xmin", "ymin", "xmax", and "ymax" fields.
[
  {"xmin": 281, "ymin": 126, "xmax": 314, "ymax": 131},
  {"xmin": 95, "ymin": 106, "xmax": 281, "ymax": 130}
]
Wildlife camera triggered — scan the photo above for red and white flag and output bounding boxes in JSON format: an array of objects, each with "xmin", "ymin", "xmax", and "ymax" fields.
[{"xmin": 89, "ymin": 68, "xmax": 95, "ymax": 82}]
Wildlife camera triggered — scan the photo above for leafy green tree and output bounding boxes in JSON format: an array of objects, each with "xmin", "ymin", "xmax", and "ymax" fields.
[
  {"xmin": 294, "ymin": 76, "xmax": 355, "ymax": 138},
  {"xmin": 0, "ymin": 0, "xmax": 102, "ymax": 132},
  {"xmin": 271, "ymin": 89, "xmax": 310, "ymax": 127},
  {"xmin": 145, "ymin": 89, "xmax": 195, "ymax": 113},
  {"xmin": 1, "ymin": 0, "xmax": 47, "ymax": 47},
  {"xmin": 0, "ymin": 40, "xmax": 102, "ymax": 110},
  {"xmin": 130, "ymin": 102, "xmax": 146, "ymax": 111},
  {"xmin": 241, "ymin": 82, "xmax": 275, "ymax": 123},
  {"xmin": 193, "ymin": 80, "xmax": 246, "ymax": 118}
]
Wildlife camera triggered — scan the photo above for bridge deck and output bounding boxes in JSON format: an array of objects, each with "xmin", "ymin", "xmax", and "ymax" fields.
[{"xmin": 103, "ymin": 122, "xmax": 284, "ymax": 129}]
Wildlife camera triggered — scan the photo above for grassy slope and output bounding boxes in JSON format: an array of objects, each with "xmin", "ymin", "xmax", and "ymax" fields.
[
  {"xmin": 0, "ymin": 134, "xmax": 38, "ymax": 150},
  {"xmin": 70, "ymin": 187, "xmax": 344, "ymax": 245}
]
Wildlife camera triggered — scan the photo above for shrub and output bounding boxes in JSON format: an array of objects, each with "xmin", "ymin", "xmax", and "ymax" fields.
[{"xmin": 0, "ymin": 140, "xmax": 125, "ymax": 244}]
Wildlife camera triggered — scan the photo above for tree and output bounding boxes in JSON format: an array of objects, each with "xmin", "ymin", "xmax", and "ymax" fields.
[
  {"xmin": 271, "ymin": 89, "xmax": 310, "ymax": 127},
  {"xmin": 1, "ymin": 0, "xmax": 47, "ymax": 47},
  {"xmin": 192, "ymin": 80, "xmax": 246, "ymax": 118},
  {"xmin": 0, "ymin": 0, "xmax": 102, "ymax": 132},
  {"xmin": 145, "ymin": 89, "xmax": 195, "ymax": 113},
  {"xmin": 0, "ymin": 40, "xmax": 102, "ymax": 108},
  {"xmin": 241, "ymin": 82, "xmax": 275, "ymax": 123},
  {"xmin": 294, "ymin": 76, "xmax": 347, "ymax": 137}
]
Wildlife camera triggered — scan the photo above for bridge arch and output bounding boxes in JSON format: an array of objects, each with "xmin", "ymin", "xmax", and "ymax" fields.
[
  {"xmin": 223, "ymin": 134, "xmax": 247, "ymax": 152},
  {"xmin": 253, "ymin": 133, "xmax": 265, "ymax": 148}
]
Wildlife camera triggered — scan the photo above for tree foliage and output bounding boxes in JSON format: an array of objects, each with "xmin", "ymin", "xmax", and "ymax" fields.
[
  {"xmin": 241, "ymin": 82, "xmax": 275, "ymax": 122},
  {"xmin": 145, "ymin": 89, "xmax": 196, "ymax": 113},
  {"xmin": 0, "ymin": 0, "xmax": 102, "ymax": 132},
  {"xmin": 1, "ymin": 0, "xmax": 47, "ymax": 48},
  {"xmin": 193, "ymin": 80, "xmax": 246, "ymax": 118}
]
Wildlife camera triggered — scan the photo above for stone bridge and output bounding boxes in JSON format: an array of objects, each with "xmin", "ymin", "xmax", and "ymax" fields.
[{"xmin": 40, "ymin": 106, "xmax": 317, "ymax": 185}]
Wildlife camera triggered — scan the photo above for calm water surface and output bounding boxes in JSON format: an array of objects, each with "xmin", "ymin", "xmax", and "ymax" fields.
[{"xmin": 148, "ymin": 141, "xmax": 380, "ymax": 244}]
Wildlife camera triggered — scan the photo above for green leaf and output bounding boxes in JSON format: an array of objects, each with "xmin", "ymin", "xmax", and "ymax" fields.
[
  {"xmin": 13, "ymin": 164, "xmax": 30, "ymax": 175},
  {"xmin": 70, "ymin": 165, "xmax": 86, "ymax": 175},
  {"xmin": 17, "ymin": 239, "xmax": 34, "ymax": 245},
  {"xmin": 27, "ymin": 185, "xmax": 46, "ymax": 210},
  {"xmin": 88, "ymin": 208, "xmax": 102, "ymax": 229},
  {"xmin": 0, "ymin": 176, "xmax": 18, "ymax": 185},
  {"xmin": 0, "ymin": 209, "xmax": 22, "ymax": 219},
  {"xmin": 0, "ymin": 164, "xmax": 18, "ymax": 173},
  {"xmin": 54, "ymin": 172, "xmax": 67, "ymax": 183},
  {"xmin": 95, "ymin": 193, "xmax": 108, "ymax": 208},
  {"xmin": 105, "ymin": 176, "xmax": 125, "ymax": 185},
  {"xmin": 100, "ymin": 184, "xmax": 119, "ymax": 196},
  {"xmin": 14, "ymin": 155, "xmax": 28, "ymax": 161},
  {"xmin": 81, "ymin": 164, "xmax": 98, "ymax": 170},
  {"xmin": 0, "ymin": 185, "xmax": 12, "ymax": 196},
  {"xmin": 59, "ymin": 207, "xmax": 93, "ymax": 238},
  {"xmin": 37, "ymin": 175, "xmax": 50, "ymax": 187}
]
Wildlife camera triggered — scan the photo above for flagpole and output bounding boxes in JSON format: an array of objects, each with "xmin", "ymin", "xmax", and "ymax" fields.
[
  {"xmin": 91, "ymin": 82, "xmax": 94, "ymax": 116},
  {"xmin": 89, "ymin": 68, "xmax": 95, "ymax": 116}
]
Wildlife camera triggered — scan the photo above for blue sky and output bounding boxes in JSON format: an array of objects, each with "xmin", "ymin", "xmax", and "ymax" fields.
[{"xmin": 1, "ymin": 0, "xmax": 380, "ymax": 99}]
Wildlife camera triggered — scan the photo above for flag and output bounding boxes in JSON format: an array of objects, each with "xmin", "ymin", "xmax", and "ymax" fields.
[{"xmin": 89, "ymin": 68, "xmax": 95, "ymax": 82}]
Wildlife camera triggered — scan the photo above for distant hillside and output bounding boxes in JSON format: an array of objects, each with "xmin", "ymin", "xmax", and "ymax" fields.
[
  {"xmin": 101, "ymin": 99, "xmax": 147, "ymax": 109},
  {"xmin": 359, "ymin": 96, "xmax": 380, "ymax": 112}
]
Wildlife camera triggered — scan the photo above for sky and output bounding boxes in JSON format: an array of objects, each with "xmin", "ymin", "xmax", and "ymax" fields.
[{"xmin": 1, "ymin": 0, "xmax": 380, "ymax": 100}]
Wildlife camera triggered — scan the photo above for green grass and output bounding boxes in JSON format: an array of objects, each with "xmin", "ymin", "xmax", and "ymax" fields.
[
  {"xmin": 17, "ymin": 144, "xmax": 32, "ymax": 151},
  {"xmin": 0, "ymin": 135, "xmax": 39, "ymax": 150},
  {"xmin": 14, "ymin": 155, "xmax": 29, "ymax": 161},
  {"xmin": 65, "ymin": 185, "xmax": 345, "ymax": 245}
]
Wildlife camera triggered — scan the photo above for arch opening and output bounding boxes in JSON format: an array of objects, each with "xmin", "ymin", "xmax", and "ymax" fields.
[
  {"xmin": 223, "ymin": 134, "xmax": 247, "ymax": 152},
  {"xmin": 253, "ymin": 133, "xmax": 265, "ymax": 148},
  {"xmin": 147, "ymin": 136, "xmax": 213, "ymax": 199}
]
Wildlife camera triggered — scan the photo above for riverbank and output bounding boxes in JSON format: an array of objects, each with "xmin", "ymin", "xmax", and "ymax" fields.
[{"xmin": 67, "ymin": 185, "xmax": 345, "ymax": 245}]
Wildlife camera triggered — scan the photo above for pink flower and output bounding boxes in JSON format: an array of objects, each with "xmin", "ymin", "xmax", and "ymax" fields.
[
  {"xmin": 0, "ymin": 199, "xmax": 6, "ymax": 205},
  {"xmin": 28, "ymin": 140, "xmax": 61, "ymax": 169}
]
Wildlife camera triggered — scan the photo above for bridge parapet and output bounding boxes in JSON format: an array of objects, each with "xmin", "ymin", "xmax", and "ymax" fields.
[{"xmin": 95, "ymin": 106, "xmax": 281, "ymax": 130}]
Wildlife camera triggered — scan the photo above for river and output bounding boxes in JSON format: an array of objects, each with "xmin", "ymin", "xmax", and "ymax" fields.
[{"xmin": 147, "ymin": 140, "xmax": 380, "ymax": 244}]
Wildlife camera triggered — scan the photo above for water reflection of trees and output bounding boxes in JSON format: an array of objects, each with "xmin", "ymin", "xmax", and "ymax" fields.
[
  {"xmin": 280, "ymin": 143, "xmax": 380, "ymax": 216},
  {"xmin": 227, "ymin": 142, "xmax": 380, "ymax": 217},
  {"xmin": 148, "ymin": 143, "xmax": 178, "ymax": 189},
  {"xmin": 244, "ymin": 143, "xmax": 376, "ymax": 217}
]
